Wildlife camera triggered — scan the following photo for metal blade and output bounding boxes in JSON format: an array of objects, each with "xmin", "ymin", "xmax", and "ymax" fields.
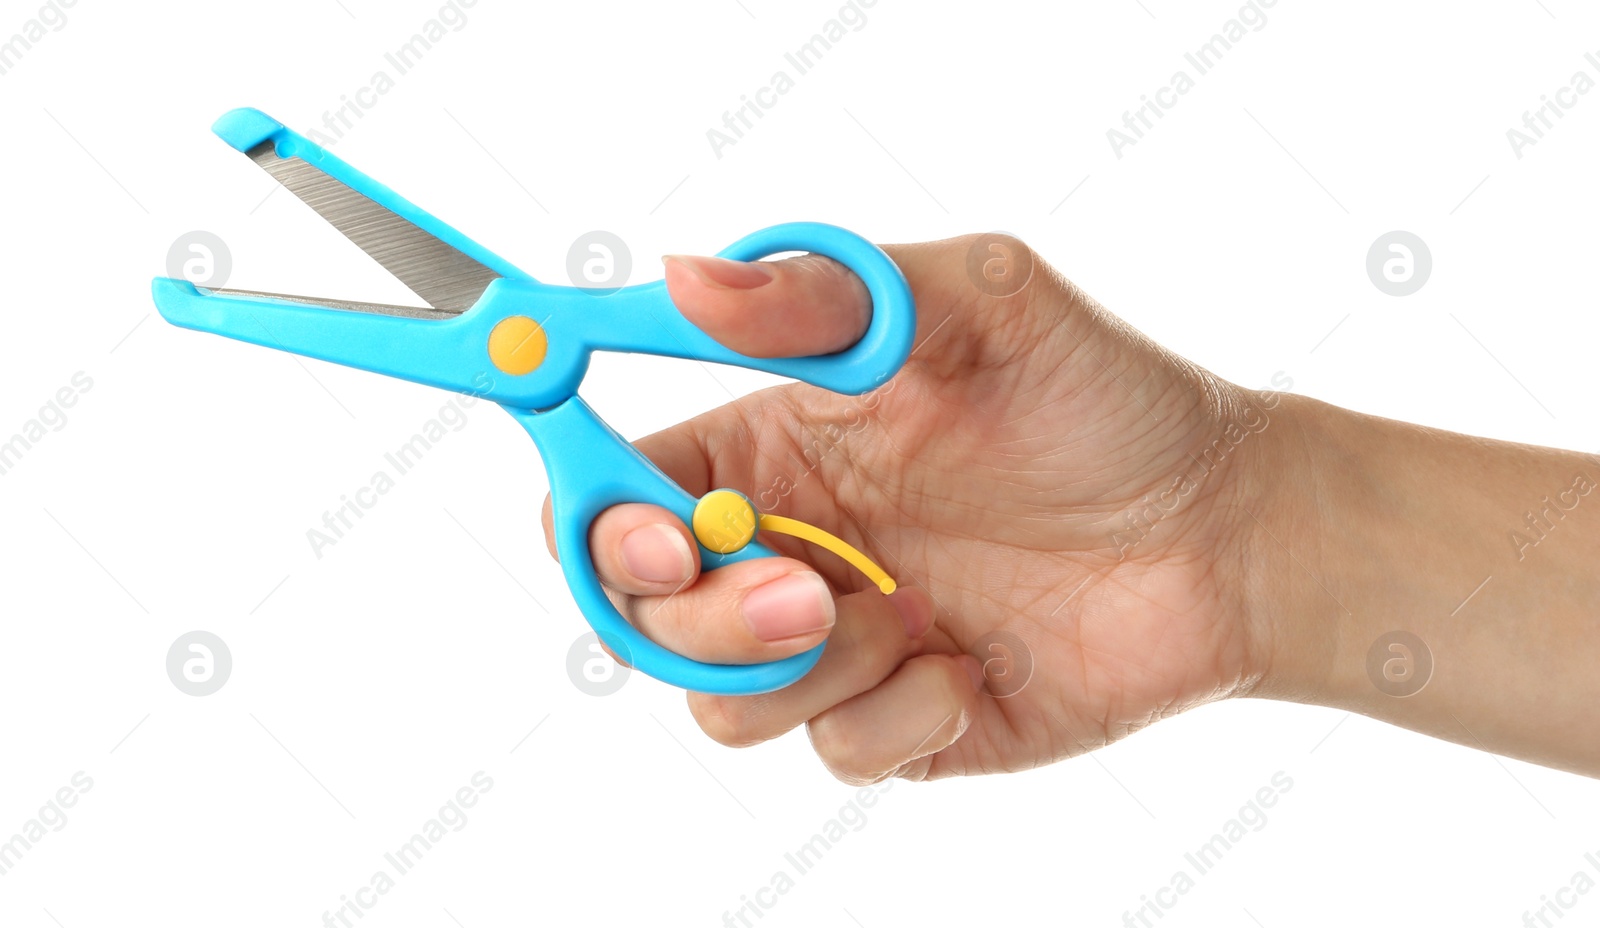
[
  {"xmin": 203, "ymin": 287, "xmax": 458, "ymax": 321},
  {"xmin": 247, "ymin": 142, "xmax": 498, "ymax": 315}
]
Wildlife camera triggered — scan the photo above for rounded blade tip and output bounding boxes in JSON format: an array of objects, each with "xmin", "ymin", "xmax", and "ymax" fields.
[{"xmin": 212, "ymin": 107, "xmax": 284, "ymax": 154}]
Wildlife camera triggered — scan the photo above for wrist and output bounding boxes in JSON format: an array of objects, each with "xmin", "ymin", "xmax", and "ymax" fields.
[
  {"xmin": 1225, "ymin": 390, "xmax": 1355, "ymax": 705},
  {"xmin": 1228, "ymin": 391, "xmax": 1544, "ymax": 711}
]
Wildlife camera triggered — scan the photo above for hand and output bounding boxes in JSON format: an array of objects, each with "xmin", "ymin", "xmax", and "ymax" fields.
[{"xmin": 542, "ymin": 235, "xmax": 1276, "ymax": 783}]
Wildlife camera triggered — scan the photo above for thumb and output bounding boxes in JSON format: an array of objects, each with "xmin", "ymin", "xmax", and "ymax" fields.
[
  {"xmin": 662, "ymin": 252, "xmax": 872, "ymax": 358},
  {"xmin": 663, "ymin": 236, "xmax": 1052, "ymax": 368}
]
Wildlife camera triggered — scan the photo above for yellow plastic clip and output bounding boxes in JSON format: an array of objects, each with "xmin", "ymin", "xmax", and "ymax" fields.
[{"xmin": 691, "ymin": 489, "xmax": 897, "ymax": 595}]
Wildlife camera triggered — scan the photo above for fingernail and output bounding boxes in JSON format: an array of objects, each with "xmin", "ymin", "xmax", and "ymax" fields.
[
  {"xmin": 619, "ymin": 524, "xmax": 693, "ymax": 584},
  {"xmin": 888, "ymin": 589, "xmax": 933, "ymax": 639},
  {"xmin": 742, "ymin": 572, "xmax": 835, "ymax": 642},
  {"xmin": 960, "ymin": 655, "xmax": 986, "ymax": 693},
  {"xmin": 663, "ymin": 254, "xmax": 775, "ymax": 290}
]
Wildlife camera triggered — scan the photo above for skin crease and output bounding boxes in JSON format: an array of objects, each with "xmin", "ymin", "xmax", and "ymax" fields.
[{"xmin": 541, "ymin": 233, "xmax": 1600, "ymax": 783}]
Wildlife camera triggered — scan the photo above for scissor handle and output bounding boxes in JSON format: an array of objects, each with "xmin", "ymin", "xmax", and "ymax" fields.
[
  {"xmin": 512, "ymin": 225, "xmax": 917, "ymax": 694},
  {"xmin": 511, "ymin": 399, "xmax": 826, "ymax": 695},
  {"xmin": 587, "ymin": 222, "xmax": 917, "ymax": 398}
]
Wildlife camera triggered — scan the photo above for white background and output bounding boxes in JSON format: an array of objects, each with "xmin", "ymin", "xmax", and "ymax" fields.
[{"xmin": 2, "ymin": 0, "xmax": 1598, "ymax": 926}]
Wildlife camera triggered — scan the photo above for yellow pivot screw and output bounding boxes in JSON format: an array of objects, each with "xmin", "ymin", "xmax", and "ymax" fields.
[
  {"xmin": 692, "ymin": 489, "xmax": 759, "ymax": 555},
  {"xmin": 487, "ymin": 315, "xmax": 547, "ymax": 376},
  {"xmin": 690, "ymin": 489, "xmax": 898, "ymax": 595}
]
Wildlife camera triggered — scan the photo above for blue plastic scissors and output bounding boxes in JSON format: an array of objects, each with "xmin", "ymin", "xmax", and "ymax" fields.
[{"xmin": 152, "ymin": 108, "xmax": 916, "ymax": 696}]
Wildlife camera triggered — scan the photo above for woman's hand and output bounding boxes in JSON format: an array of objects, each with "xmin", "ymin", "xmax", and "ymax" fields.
[{"xmin": 542, "ymin": 234, "xmax": 1281, "ymax": 783}]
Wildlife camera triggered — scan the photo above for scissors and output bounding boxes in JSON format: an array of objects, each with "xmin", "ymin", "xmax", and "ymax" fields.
[{"xmin": 152, "ymin": 108, "xmax": 916, "ymax": 696}]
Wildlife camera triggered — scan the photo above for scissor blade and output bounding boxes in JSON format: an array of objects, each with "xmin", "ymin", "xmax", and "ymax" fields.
[
  {"xmin": 247, "ymin": 142, "xmax": 498, "ymax": 315},
  {"xmin": 202, "ymin": 287, "xmax": 459, "ymax": 321}
]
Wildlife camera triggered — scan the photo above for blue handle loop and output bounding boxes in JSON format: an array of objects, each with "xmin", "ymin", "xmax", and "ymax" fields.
[
  {"xmin": 583, "ymin": 221, "xmax": 916, "ymax": 398},
  {"xmin": 510, "ymin": 399, "xmax": 825, "ymax": 695}
]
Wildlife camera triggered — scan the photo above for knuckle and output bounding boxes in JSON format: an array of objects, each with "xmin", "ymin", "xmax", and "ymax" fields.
[
  {"xmin": 795, "ymin": 252, "xmax": 866, "ymax": 294},
  {"xmin": 840, "ymin": 613, "xmax": 909, "ymax": 684},
  {"xmin": 933, "ymin": 660, "xmax": 977, "ymax": 717},
  {"xmin": 957, "ymin": 231, "xmax": 1040, "ymax": 292},
  {"xmin": 688, "ymin": 694, "xmax": 766, "ymax": 749},
  {"xmin": 806, "ymin": 715, "xmax": 880, "ymax": 786},
  {"xmin": 952, "ymin": 229, "xmax": 1031, "ymax": 256},
  {"xmin": 865, "ymin": 586, "xmax": 924, "ymax": 644}
]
